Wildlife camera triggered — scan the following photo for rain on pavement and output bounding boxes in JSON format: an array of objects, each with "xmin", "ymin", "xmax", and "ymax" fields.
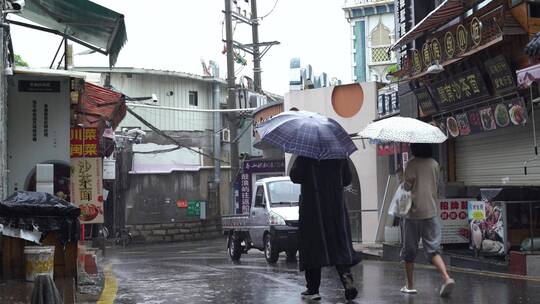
[{"xmin": 105, "ymin": 238, "xmax": 540, "ymax": 304}]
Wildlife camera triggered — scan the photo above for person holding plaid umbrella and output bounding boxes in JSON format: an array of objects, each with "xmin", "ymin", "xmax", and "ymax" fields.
[{"xmin": 256, "ymin": 110, "xmax": 361, "ymax": 301}]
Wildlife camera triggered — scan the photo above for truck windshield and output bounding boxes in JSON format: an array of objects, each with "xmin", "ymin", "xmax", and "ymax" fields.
[{"xmin": 267, "ymin": 181, "xmax": 300, "ymax": 207}]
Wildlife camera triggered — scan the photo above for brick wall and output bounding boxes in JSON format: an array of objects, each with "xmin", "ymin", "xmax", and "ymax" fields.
[{"xmin": 127, "ymin": 218, "xmax": 222, "ymax": 243}]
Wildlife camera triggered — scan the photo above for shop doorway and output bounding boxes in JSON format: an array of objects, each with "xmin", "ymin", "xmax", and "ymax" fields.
[{"xmin": 25, "ymin": 161, "xmax": 71, "ymax": 201}]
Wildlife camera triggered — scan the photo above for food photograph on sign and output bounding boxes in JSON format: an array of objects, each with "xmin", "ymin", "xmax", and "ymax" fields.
[
  {"xmin": 507, "ymin": 99, "xmax": 528, "ymax": 126},
  {"xmin": 70, "ymin": 158, "xmax": 104, "ymax": 224},
  {"xmin": 446, "ymin": 116, "xmax": 460, "ymax": 138},
  {"xmin": 456, "ymin": 113, "xmax": 471, "ymax": 136},
  {"xmin": 468, "ymin": 201, "xmax": 505, "ymax": 256},
  {"xmin": 467, "ymin": 110, "xmax": 483, "ymax": 133},
  {"xmin": 493, "ymin": 103, "xmax": 510, "ymax": 128},
  {"xmin": 479, "ymin": 106, "xmax": 496, "ymax": 131}
]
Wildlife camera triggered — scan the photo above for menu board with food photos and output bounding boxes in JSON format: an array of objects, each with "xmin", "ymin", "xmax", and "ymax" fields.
[
  {"xmin": 446, "ymin": 117, "xmax": 460, "ymax": 138},
  {"xmin": 435, "ymin": 98, "xmax": 528, "ymax": 138},
  {"xmin": 507, "ymin": 99, "xmax": 528, "ymax": 126},
  {"xmin": 479, "ymin": 106, "xmax": 497, "ymax": 131},
  {"xmin": 455, "ymin": 113, "xmax": 471, "ymax": 136},
  {"xmin": 493, "ymin": 103, "xmax": 511, "ymax": 128},
  {"xmin": 467, "ymin": 110, "xmax": 483, "ymax": 133}
]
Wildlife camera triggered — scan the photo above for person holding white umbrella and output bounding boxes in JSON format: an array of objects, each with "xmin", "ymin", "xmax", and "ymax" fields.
[
  {"xmin": 359, "ymin": 117, "xmax": 454, "ymax": 297},
  {"xmin": 400, "ymin": 143, "xmax": 455, "ymax": 297}
]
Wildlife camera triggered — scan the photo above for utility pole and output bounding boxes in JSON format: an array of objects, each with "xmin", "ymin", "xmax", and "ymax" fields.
[
  {"xmin": 250, "ymin": 0, "xmax": 261, "ymax": 93},
  {"xmin": 224, "ymin": 0, "xmax": 240, "ymax": 213},
  {"xmin": 0, "ymin": 0, "xmax": 7, "ymax": 200},
  {"xmin": 223, "ymin": 0, "xmax": 280, "ymax": 213}
]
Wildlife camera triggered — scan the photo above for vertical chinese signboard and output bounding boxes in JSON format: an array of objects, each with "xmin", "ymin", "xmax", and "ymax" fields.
[
  {"xmin": 438, "ymin": 199, "xmax": 470, "ymax": 244},
  {"xmin": 70, "ymin": 158, "xmax": 104, "ymax": 224},
  {"xmin": 236, "ymin": 159, "xmax": 285, "ymax": 214},
  {"xmin": 70, "ymin": 127, "xmax": 99, "ymax": 157},
  {"xmin": 240, "ymin": 173, "xmax": 251, "ymax": 214},
  {"xmin": 484, "ymin": 55, "xmax": 515, "ymax": 94}
]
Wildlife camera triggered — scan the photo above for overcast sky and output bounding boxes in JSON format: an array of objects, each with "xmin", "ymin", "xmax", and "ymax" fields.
[{"xmin": 10, "ymin": 0, "xmax": 351, "ymax": 95}]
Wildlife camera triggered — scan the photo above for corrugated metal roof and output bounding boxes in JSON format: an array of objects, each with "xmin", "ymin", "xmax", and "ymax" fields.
[
  {"xmin": 74, "ymin": 67, "xmax": 227, "ymax": 85},
  {"xmin": 14, "ymin": 67, "xmax": 100, "ymax": 80},
  {"xmin": 20, "ymin": 0, "xmax": 127, "ymax": 66}
]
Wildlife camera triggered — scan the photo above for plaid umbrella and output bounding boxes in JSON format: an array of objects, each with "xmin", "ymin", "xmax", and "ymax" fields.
[{"xmin": 255, "ymin": 111, "xmax": 357, "ymax": 160}]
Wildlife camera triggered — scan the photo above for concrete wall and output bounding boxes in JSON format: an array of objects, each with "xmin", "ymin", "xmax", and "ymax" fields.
[
  {"xmin": 116, "ymin": 129, "xmax": 231, "ymax": 243},
  {"xmin": 284, "ymin": 82, "xmax": 384, "ymax": 242},
  {"xmin": 127, "ymin": 219, "xmax": 222, "ymax": 243}
]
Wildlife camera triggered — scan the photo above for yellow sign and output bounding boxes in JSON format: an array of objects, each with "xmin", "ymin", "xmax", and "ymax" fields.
[
  {"xmin": 432, "ymin": 38, "xmax": 442, "ymax": 62},
  {"xmin": 422, "ymin": 42, "xmax": 432, "ymax": 66},
  {"xmin": 470, "ymin": 17, "xmax": 482, "ymax": 46},
  {"xmin": 444, "ymin": 32, "xmax": 455, "ymax": 58},
  {"xmin": 457, "ymin": 25, "xmax": 468, "ymax": 53},
  {"xmin": 412, "ymin": 49, "xmax": 422, "ymax": 73}
]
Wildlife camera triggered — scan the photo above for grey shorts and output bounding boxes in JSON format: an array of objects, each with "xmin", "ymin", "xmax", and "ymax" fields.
[{"xmin": 400, "ymin": 217, "xmax": 441, "ymax": 262}]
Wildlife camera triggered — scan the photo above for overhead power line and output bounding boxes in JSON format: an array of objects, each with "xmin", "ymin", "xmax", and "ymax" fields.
[
  {"xmin": 258, "ymin": 0, "xmax": 279, "ymax": 20},
  {"xmin": 126, "ymin": 107, "xmax": 230, "ymax": 164},
  {"xmin": 126, "ymin": 103, "xmax": 256, "ymax": 113}
]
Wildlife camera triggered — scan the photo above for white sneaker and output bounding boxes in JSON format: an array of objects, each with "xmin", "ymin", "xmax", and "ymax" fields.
[
  {"xmin": 440, "ymin": 278, "xmax": 455, "ymax": 297},
  {"xmin": 400, "ymin": 286, "xmax": 418, "ymax": 294}
]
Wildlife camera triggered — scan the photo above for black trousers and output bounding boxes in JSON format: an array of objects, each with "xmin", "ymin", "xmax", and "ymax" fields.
[{"xmin": 305, "ymin": 265, "xmax": 351, "ymax": 294}]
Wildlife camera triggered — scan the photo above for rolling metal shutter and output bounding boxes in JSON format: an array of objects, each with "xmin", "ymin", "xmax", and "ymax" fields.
[{"xmin": 455, "ymin": 111, "xmax": 540, "ymax": 186}]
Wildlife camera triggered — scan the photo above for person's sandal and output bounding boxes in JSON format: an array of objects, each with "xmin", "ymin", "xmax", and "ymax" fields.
[
  {"xmin": 400, "ymin": 286, "xmax": 418, "ymax": 294},
  {"xmin": 340, "ymin": 273, "xmax": 358, "ymax": 301}
]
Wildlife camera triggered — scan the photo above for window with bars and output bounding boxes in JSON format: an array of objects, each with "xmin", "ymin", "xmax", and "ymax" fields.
[
  {"xmin": 372, "ymin": 47, "xmax": 391, "ymax": 62},
  {"xmin": 370, "ymin": 18, "xmax": 392, "ymax": 63}
]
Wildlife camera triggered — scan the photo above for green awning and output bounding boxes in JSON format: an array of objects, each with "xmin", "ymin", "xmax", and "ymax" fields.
[{"xmin": 18, "ymin": 0, "xmax": 127, "ymax": 66}]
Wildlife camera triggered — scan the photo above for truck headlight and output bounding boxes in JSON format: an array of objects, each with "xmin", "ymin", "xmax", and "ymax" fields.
[{"xmin": 269, "ymin": 211, "xmax": 286, "ymax": 226}]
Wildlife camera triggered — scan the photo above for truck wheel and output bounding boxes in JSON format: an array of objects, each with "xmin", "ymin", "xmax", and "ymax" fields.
[
  {"xmin": 228, "ymin": 234, "xmax": 242, "ymax": 261},
  {"xmin": 264, "ymin": 234, "xmax": 279, "ymax": 264}
]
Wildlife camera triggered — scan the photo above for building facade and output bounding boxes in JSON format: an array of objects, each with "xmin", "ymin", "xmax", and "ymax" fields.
[
  {"xmin": 343, "ymin": 0, "xmax": 397, "ymax": 83},
  {"xmin": 76, "ymin": 67, "xmax": 231, "ymax": 242},
  {"xmin": 285, "ymin": 82, "xmax": 388, "ymax": 243},
  {"xmin": 389, "ymin": 0, "xmax": 540, "ymax": 275}
]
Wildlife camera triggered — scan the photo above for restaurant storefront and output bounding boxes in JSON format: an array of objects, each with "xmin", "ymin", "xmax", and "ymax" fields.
[{"xmin": 392, "ymin": 0, "xmax": 540, "ymax": 274}]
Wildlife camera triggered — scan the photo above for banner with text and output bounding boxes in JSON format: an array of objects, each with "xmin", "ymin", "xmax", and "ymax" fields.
[{"xmin": 70, "ymin": 157, "xmax": 104, "ymax": 224}]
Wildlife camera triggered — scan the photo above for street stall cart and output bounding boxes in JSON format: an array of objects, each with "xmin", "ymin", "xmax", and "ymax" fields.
[{"xmin": 0, "ymin": 191, "xmax": 80, "ymax": 302}]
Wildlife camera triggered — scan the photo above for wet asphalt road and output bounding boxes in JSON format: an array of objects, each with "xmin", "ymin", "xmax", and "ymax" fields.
[{"xmin": 107, "ymin": 238, "xmax": 540, "ymax": 304}]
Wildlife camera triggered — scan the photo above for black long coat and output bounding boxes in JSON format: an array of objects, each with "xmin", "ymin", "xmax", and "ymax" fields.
[{"xmin": 290, "ymin": 156, "xmax": 361, "ymax": 271}]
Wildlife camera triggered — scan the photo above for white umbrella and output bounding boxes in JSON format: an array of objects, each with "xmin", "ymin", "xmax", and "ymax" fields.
[{"xmin": 358, "ymin": 117, "xmax": 447, "ymax": 143}]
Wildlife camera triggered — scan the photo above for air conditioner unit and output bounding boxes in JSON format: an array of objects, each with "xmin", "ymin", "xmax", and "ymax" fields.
[{"xmin": 221, "ymin": 128, "xmax": 231, "ymax": 142}]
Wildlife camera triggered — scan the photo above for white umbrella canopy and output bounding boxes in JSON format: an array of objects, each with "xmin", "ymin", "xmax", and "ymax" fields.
[{"xmin": 359, "ymin": 117, "xmax": 447, "ymax": 143}]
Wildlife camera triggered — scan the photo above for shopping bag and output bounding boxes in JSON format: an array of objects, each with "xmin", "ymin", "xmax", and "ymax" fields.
[{"xmin": 388, "ymin": 183, "xmax": 412, "ymax": 217}]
